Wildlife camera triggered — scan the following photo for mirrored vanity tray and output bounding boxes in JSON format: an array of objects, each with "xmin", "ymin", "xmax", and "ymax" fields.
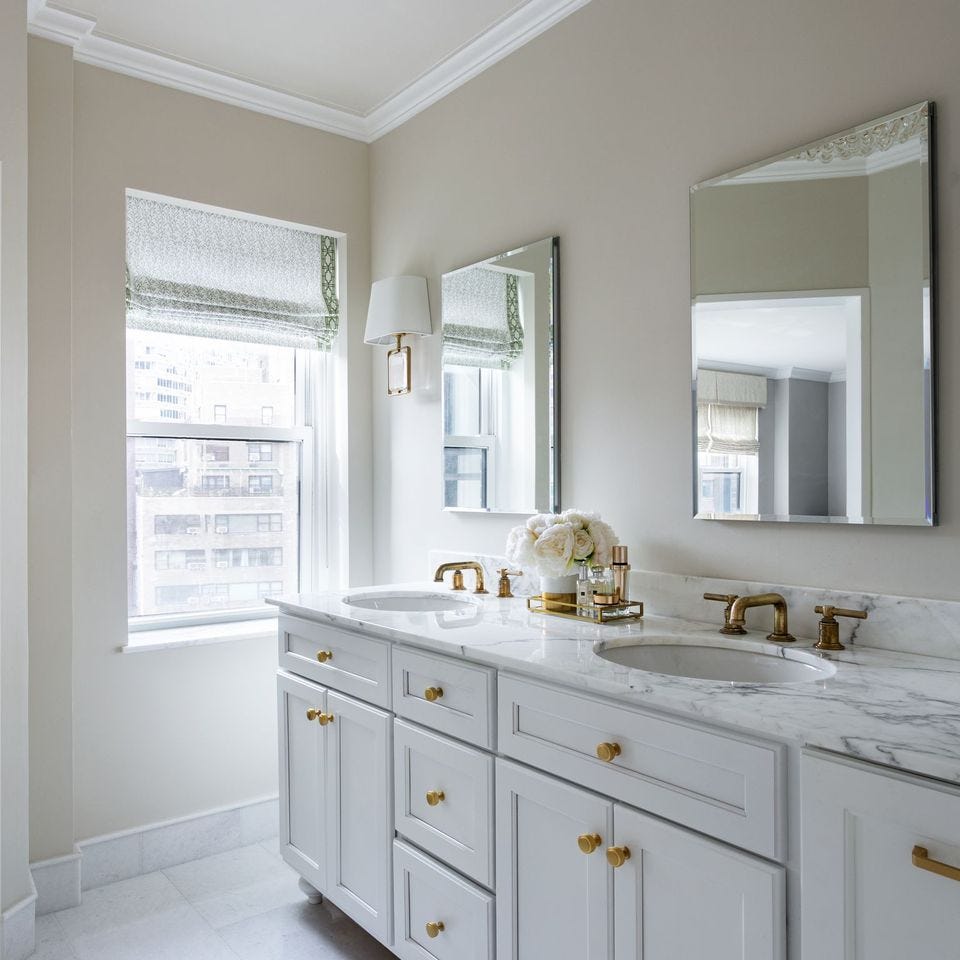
[{"xmin": 527, "ymin": 596, "xmax": 645, "ymax": 625}]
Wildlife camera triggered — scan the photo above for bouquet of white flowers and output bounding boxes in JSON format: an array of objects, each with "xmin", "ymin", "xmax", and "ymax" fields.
[{"xmin": 505, "ymin": 510, "xmax": 619, "ymax": 578}]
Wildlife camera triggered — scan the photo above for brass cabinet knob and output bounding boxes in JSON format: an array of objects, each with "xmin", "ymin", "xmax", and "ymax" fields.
[
  {"xmin": 316, "ymin": 650, "xmax": 334, "ymax": 663},
  {"xmin": 426, "ymin": 790, "xmax": 446, "ymax": 806},
  {"xmin": 317, "ymin": 712, "xmax": 334, "ymax": 726},
  {"xmin": 425, "ymin": 920, "xmax": 445, "ymax": 938},
  {"xmin": 596, "ymin": 741, "xmax": 622, "ymax": 763},
  {"xmin": 577, "ymin": 833, "xmax": 602, "ymax": 854},
  {"xmin": 424, "ymin": 686, "xmax": 444, "ymax": 702},
  {"xmin": 607, "ymin": 845, "xmax": 631, "ymax": 868},
  {"xmin": 306, "ymin": 708, "xmax": 321, "ymax": 721}
]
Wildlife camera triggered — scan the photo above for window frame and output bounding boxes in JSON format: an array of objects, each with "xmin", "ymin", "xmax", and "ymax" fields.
[{"xmin": 127, "ymin": 347, "xmax": 320, "ymax": 634}]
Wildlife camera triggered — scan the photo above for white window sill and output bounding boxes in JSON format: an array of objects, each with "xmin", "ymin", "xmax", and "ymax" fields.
[{"xmin": 123, "ymin": 616, "xmax": 278, "ymax": 653}]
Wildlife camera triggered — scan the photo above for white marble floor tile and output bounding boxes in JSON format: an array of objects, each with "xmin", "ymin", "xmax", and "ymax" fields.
[
  {"xmin": 218, "ymin": 899, "xmax": 394, "ymax": 960},
  {"xmin": 69, "ymin": 903, "xmax": 237, "ymax": 960},
  {"xmin": 53, "ymin": 872, "xmax": 186, "ymax": 942},
  {"xmin": 164, "ymin": 843, "xmax": 302, "ymax": 928},
  {"xmin": 32, "ymin": 915, "xmax": 78, "ymax": 960}
]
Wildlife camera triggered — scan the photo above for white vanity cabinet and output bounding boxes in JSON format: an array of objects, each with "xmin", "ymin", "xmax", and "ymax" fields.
[{"xmin": 801, "ymin": 751, "xmax": 960, "ymax": 960}]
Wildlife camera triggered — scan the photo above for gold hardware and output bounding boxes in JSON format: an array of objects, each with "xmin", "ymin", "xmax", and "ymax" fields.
[
  {"xmin": 425, "ymin": 920, "xmax": 445, "ymax": 938},
  {"xmin": 704, "ymin": 593, "xmax": 747, "ymax": 635},
  {"xmin": 526, "ymin": 595, "xmax": 644, "ymax": 625},
  {"xmin": 306, "ymin": 708, "xmax": 321, "ymax": 721},
  {"xmin": 316, "ymin": 650, "xmax": 334, "ymax": 663},
  {"xmin": 434, "ymin": 561, "xmax": 488, "ymax": 594},
  {"xmin": 317, "ymin": 712, "xmax": 334, "ymax": 726},
  {"xmin": 426, "ymin": 790, "xmax": 446, "ymax": 806},
  {"xmin": 596, "ymin": 742, "xmax": 622, "ymax": 763},
  {"xmin": 497, "ymin": 568, "xmax": 522, "ymax": 599},
  {"xmin": 386, "ymin": 333, "xmax": 412, "ymax": 397},
  {"xmin": 577, "ymin": 833, "xmax": 602, "ymax": 854},
  {"xmin": 912, "ymin": 845, "xmax": 960, "ymax": 883},
  {"xmin": 424, "ymin": 686, "xmax": 444, "ymax": 702},
  {"xmin": 606, "ymin": 845, "xmax": 631, "ymax": 868},
  {"xmin": 813, "ymin": 605, "xmax": 868, "ymax": 652},
  {"xmin": 729, "ymin": 593, "xmax": 795, "ymax": 643}
]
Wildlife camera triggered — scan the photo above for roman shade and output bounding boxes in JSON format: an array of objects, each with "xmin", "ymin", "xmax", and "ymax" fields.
[
  {"xmin": 442, "ymin": 268, "xmax": 523, "ymax": 369},
  {"xmin": 126, "ymin": 194, "xmax": 339, "ymax": 350},
  {"xmin": 697, "ymin": 370, "xmax": 767, "ymax": 455}
]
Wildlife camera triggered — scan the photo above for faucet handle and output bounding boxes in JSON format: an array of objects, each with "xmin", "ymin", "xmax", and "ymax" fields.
[
  {"xmin": 497, "ymin": 568, "xmax": 522, "ymax": 599},
  {"xmin": 814, "ymin": 605, "xmax": 867, "ymax": 651},
  {"xmin": 703, "ymin": 593, "xmax": 746, "ymax": 635}
]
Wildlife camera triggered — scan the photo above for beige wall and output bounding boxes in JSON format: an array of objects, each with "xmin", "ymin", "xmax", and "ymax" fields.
[
  {"xmin": 370, "ymin": 0, "xmax": 960, "ymax": 599},
  {"xmin": 1, "ymin": 0, "xmax": 33, "ymax": 915},
  {"xmin": 28, "ymin": 46, "xmax": 373, "ymax": 847}
]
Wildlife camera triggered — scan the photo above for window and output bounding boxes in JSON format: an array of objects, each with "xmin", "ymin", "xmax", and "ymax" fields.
[
  {"xmin": 442, "ymin": 366, "xmax": 497, "ymax": 509},
  {"xmin": 126, "ymin": 193, "xmax": 339, "ymax": 633}
]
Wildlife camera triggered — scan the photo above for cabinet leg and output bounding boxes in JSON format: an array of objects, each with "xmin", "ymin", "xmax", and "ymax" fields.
[{"xmin": 297, "ymin": 877, "xmax": 323, "ymax": 905}]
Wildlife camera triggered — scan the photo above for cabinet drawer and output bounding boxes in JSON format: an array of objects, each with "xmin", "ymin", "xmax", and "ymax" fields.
[
  {"xmin": 393, "ymin": 647, "xmax": 495, "ymax": 749},
  {"xmin": 279, "ymin": 615, "xmax": 391, "ymax": 709},
  {"xmin": 394, "ymin": 720, "xmax": 494, "ymax": 888},
  {"xmin": 392, "ymin": 840, "xmax": 495, "ymax": 960},
  {"xmin": 498, "ymin": 674, "xmax": 784, "ymax": 859}
]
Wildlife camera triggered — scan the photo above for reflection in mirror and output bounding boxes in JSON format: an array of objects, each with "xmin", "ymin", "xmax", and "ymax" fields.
[
  {"xmin": 691, "ymin": 102, "xmax": 935, "ymax": 525},
  {"xmin": 441, "ymin": 237, "xmax": 559, "ymax": 513}
]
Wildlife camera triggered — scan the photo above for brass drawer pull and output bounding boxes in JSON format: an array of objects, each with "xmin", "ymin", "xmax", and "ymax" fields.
[
  {"xmin": 306, "ymin": 708, "xmax": 322, "ymax": 722},
  {"xmin": 596, "ymin": 741, "xmax": 622, "ymax": 763},
  {"xmin": 426, "ymin": 790, "xmax": 446, "ymax": 806},
  {"xmin": 577, "ymin": 833, "xmax": 602, "ymax": 854},
  {"xmin": 425, "ymin": 920, "xmax": 445, "ymax": 938},
  {"xmin": 913, "ymin": 845, "xmax": 960, "ymax": 883},
  {"xmin": 607, "ymin": 845, "xmax": 631, "ymax": 868},
  {"xmin": 316, "ymin": 650, "xmax": 333, "ymax": 663},
  {"xmin": 424, "ymin": 686, "xmax": 444, "ymax": 702}
]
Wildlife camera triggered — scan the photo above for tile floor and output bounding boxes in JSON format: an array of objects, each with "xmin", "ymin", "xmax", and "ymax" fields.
[{"xmin": 36, "ymin": 839, "xmax": 395, "ymax": 959}]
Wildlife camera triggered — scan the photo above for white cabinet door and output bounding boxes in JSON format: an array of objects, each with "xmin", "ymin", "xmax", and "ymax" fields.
[
  {"xmin": 802, "ymin": 750, "xmax": 960, "ymax": 960},
  {"xmin": 324, "ymin": 688, "xmax": 394, "ymax": 945},
  {"xmin": 496, "ymin": 758, "xmax": 614, "ymax": 960},
  {"xmin": 613, "ymin": 803, "xmax": 785, "ymax": 960},
  {"xmin": 277, "ymin": 670, "xmax": 326, "ymax": 892}
]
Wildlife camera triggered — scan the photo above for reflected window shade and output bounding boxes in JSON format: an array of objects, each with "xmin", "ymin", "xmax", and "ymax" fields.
[
  {"xmin": 126, "ymin": 195, "xmax": 339, "ymax": 350},
  {"xmin": 442, "ymin": 269, "xmax": 523, "ymax": 369},
  {"xmin": 698, "ymin": 402, "xmax": 759, "ymax": 455}
]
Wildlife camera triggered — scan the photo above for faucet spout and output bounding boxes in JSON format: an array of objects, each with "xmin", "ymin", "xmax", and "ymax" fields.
[
  {"xmin": 728, "ymin": 592, "xmax": 795, "ymax": 643},
  {"xmin": 433, "ymin": 561, "xmax": 488, "ymax": 595}
]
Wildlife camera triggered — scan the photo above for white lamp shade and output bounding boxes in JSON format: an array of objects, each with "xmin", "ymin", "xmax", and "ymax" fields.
[{"xmin": 364, "ymin": 276, "xmax": 432, "ymax": 344}]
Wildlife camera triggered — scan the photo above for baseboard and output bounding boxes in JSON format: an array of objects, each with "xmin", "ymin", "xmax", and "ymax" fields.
[
  {"xmin": 1, "ymin": 882, "xmax": 37, "ymax": 960},
  {"xmin": 30, "ymin": 851, "xmax": 81, "ymax": 915},
  {"xmin": 76, "ymin": 795, "xmax": 279, "ymax": 891}
]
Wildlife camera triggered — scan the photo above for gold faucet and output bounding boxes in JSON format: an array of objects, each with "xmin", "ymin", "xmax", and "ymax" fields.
[
  {"xmin": 813, "ymin": 605, "xmax": 867, "ymax": 652},
  {"xmin": 703, "ymin": 593, "xmax": 747, "ymax": 635},
  {"xmin": 434, "ymin": 561, "xmax": 488, "ymax": 595},
  {"xmin": 497, "ymin": 568, "xmax": 522, "ymax": 598},
  {"xmin": 728, "ymin": 593, "xmax": 795, "ymax": 643}
]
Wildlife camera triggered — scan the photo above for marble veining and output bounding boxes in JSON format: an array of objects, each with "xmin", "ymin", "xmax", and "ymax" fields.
[{"xmin": 271, "ymin": 585, "xmax": 960, "ymax": 787}]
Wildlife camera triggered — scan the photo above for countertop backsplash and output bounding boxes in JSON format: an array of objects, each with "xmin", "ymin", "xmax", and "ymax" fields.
[{"xmin": 426, "ymin": 551, "xmax": 960, "ymax": 662}]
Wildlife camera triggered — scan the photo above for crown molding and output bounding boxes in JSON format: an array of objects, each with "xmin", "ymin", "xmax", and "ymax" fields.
[{"xmin": 27, "ymin": 0, "xmax": 593, "ymax": 143}]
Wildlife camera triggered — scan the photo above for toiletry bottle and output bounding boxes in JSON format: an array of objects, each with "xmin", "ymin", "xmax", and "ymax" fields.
[
  {"xmin": 612, "ymin": 545, "xmax": 630, "ymax": 603},
  {"xmin": 576, "ymin": 563, "xmax": 593, "ymax": 615}
]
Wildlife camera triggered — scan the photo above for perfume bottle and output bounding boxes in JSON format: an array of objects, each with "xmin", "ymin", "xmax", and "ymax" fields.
[
  {"xmin": 612, "ymin": 545, "xmax": 630, "ymax": 603},
  {"xmin": 590, "ymin": 565, "xmax": 618, "ymax": 605},
  {"xmin": 576, "ymin": 563, "xmax": 593, "ymax": 616}
]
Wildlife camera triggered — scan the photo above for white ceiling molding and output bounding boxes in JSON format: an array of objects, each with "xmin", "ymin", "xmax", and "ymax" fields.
[{"xmin": 27, "ymin": 0, "xmax": 592, "ymax": 143}]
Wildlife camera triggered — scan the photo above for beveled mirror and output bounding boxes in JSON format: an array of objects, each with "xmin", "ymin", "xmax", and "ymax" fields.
[
  {"xmin": 441, "ymin": 237, "xmax": 559, "ymax": 513},
  {"xmin": 691, "ymin": 102, "xmax": 935, "ymax": 525}
]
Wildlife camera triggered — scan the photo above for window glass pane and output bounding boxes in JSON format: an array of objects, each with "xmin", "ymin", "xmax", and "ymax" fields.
[
  {"xmin": 127, "ymin": 328, "xmax": 296, "ymax": 427},
  {"xmin": 443, "ymin": 368, "xmax": 481, "ymax": 436},
  {"xmin": 443, "ymin": 446, "xmax": 487, "ymax": 509},
  {"xmin": 127, "ymin": 438, "xmax": 299, "ymax": 617}
]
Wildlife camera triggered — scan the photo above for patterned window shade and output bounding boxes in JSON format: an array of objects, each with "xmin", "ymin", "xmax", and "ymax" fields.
[
  {"xmin": 442, "ymin": 267, "xmax": 523, "ymax": 369},
  {"xmin": 126, "ymin": 194, "xmax": 339, "ymax": 350}
]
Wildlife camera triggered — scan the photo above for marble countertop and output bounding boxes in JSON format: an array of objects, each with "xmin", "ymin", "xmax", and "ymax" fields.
[{"xmin": 270, "ymin": 584, "xmax": 960, "ymax": 786}]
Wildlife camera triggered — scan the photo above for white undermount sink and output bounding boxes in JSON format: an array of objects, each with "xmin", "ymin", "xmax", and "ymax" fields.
[
  {"xmin": 343, "ymin": 590, "xmax": 477, "ymax": 613},
  {"xmin": 595, "ymin": 637, "xmax": 837, "ymax": 684}
]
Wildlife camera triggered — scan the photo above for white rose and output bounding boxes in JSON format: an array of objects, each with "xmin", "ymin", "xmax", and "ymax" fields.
[
  {"xmin": 560, "ymin": 509, "xmax": 599, "ymax": 530},
  {"xmin": 526, "ymin": 512, "xmax": 559, "ymax": 535},
  {"xmin": 572, "ymin": 528, "xmax": 595, "ymax": 561},
  {"xmin": 532, "ymin": 522, "xmax": 576, "ymax": 577},
  {"xmin": 587, "ymin": 519, "xmax": 619, "ymax": 566},
  {"xmin": 506, "ymin": 525, "xmax": 537, "ymax": 568}
]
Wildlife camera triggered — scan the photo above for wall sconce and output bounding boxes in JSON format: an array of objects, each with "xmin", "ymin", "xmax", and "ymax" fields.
[{"xmin": 364, "ymin": 276, "xmax": 432, "ymax": 396}]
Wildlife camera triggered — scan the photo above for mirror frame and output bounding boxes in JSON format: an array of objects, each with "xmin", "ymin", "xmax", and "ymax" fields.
[
  {"xmin": 689, "ymin": 102, "xmax": 938, "ymax": 525},
  {"xmin": 440, "ymin": 236, "xmax": 561, "ymax": 515}
]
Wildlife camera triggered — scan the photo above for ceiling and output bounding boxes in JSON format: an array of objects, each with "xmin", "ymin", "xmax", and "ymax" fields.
[{"xmin": 30, "ymin": 0, "xmax": 591, "ymax": 140}]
